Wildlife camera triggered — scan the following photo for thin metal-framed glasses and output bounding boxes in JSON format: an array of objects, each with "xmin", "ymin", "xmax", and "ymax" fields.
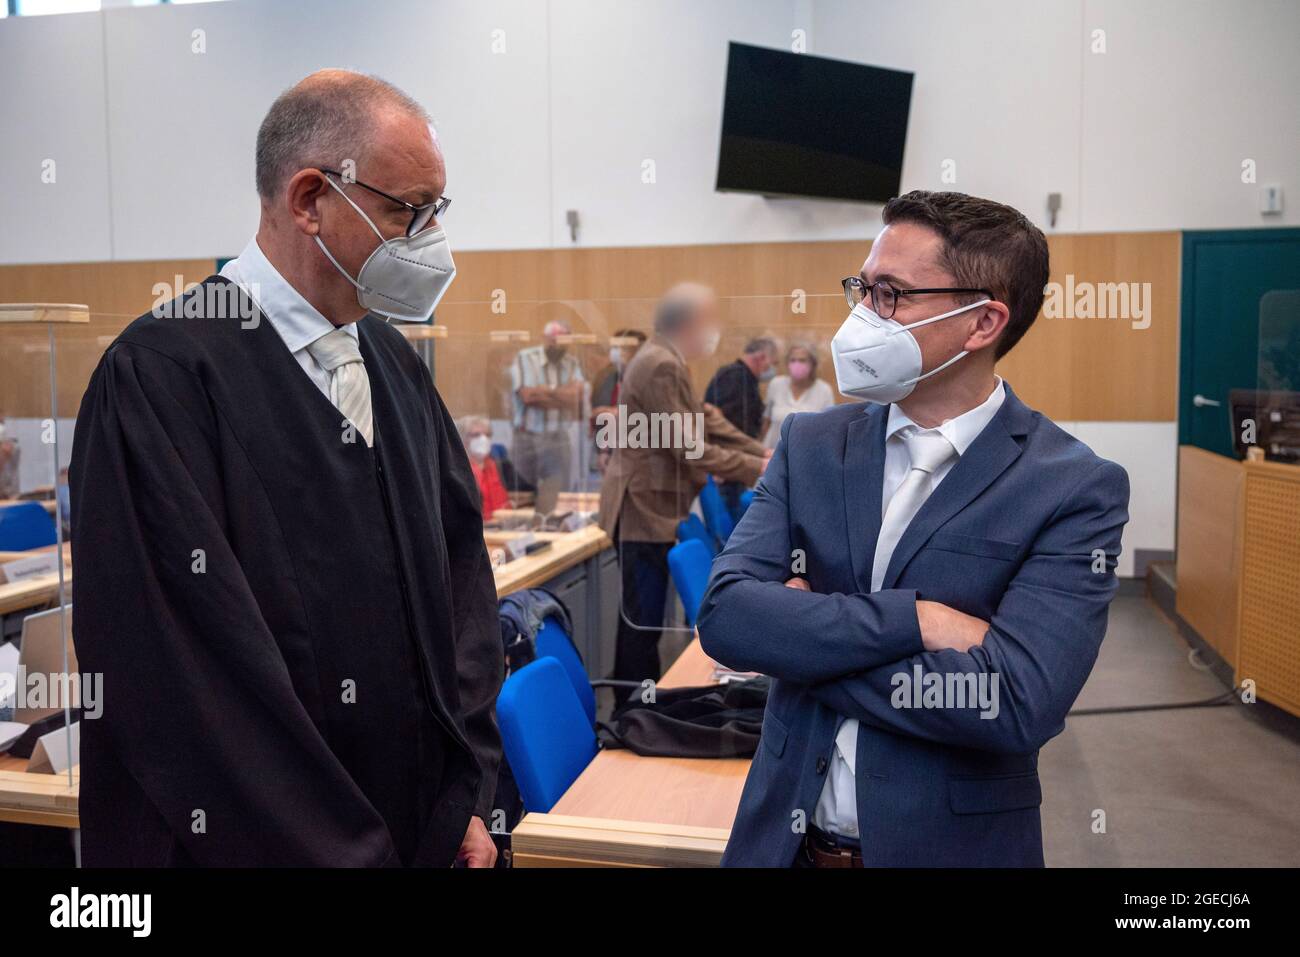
[
  {"xmin": 841, "ymin": 276, "xmax": 992, "ymax": 319},
  {"xmin": 320, "ymin": 168, "xmax": 451, "ymax": 236}
]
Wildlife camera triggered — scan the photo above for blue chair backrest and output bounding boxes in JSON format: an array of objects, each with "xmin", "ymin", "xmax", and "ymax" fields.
[
  {"xmin": 734, "ymin": 489, "xmax": 756, "ymax": 522},
  {"xmin": 0, "ymin": 502, "xmax": 57, "ymax": 551},
  {"xmin": 668, "ymin": 538, "xmax": 714, "ymax": 627},
  {"xmin": 699, "ymin": 475, "xmax": 735, "ymax": 544},
  {"xmin": 534, "ymin": 615, "xmax": 596, "ymax": 725},
  {"xmin": 676, "ymin": 514, "xmax": 716, "ymax": 556},
  {"xmin": 496, "ymin": 657, "xmax": 599, "ymax": 812}
]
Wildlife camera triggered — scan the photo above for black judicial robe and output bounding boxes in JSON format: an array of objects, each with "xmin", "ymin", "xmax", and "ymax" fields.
[{"xmin": 68, "ymin": 277, "xmax": 503, "ymax": 867}]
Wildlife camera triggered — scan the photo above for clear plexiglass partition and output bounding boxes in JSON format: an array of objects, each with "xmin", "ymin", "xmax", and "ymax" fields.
[
  {"xmin": 0, "ymin": 305, "xmax": 91, "ymax": 804},
  {"xmin": 420, "ymin": 292, "xmax": 852, "ymax": 688},
  {"xmin": 1247, "ymin": 289, "xmax": 1300, "ymax": 463},
  {"xmin": 0, "ymin": 290, "xmax": 853, "ymax": 796}
]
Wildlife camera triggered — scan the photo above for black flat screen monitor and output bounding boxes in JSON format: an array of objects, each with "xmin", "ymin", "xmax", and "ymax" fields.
[{"xmin": 716, "ymin": 42, "xmax": 914, "ymax": 203}]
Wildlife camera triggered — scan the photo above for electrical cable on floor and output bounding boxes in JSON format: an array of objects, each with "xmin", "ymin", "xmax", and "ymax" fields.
[{"xmin": 1068, "ymin": 688, "xmax": 1239, "ymax": 717}]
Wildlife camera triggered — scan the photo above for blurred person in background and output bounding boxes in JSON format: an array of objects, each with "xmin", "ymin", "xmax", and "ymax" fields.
[
  {"xmin": 598, "ymin": 283, "xmax": 769, "ymax": 684},
  {"xmin": 705, "ymin": 336, "xmax": 778, "ymax": 514},
  {"xmin": 761, "ymin": 342, "xmax": 836, "ymax": 448},
  {"xmin": 592, "ymin": 328, "xmax": 647, "ymax": 474},
  {"xmin": 510, "ymin": 317, "xmax": 586, "ymax": 512},
  {"xmin": 0, "ymin": 417, "xmax": 20, "ymax": 498},
  {"xmin": 457, "ymin": 414, "xmax": 510, "ymax": 522}
]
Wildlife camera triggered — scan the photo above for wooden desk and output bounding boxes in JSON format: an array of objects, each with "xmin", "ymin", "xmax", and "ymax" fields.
[
  {"xmin": 1176, "ymin": 448, "xmax": 1300, "ymax": 719},
  {"xmin": 511, "ymin": 639, "xmax": 751, "ymax": 868},
  {"xmin": 0, "ymin": 756, "xmax": 78, "ymax": 828},
  {"xmin": 491, "ymin": 524, "xmax": 610, "ymax": 597},
  {"xmin": 0, "ymin": 543, "xmax": 72, "ymax": 616}
]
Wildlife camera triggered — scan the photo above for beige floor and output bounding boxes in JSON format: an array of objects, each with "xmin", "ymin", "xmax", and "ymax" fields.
[{"xmin": 1040, "ymin": 594, "xmax": 1300, "ymax": 866}]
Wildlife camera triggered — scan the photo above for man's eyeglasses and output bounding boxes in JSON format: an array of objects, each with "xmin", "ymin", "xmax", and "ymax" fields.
[
  {"xmin": 841, "ymin": 276, "xmax": 992, "ymax": 320},
  {"xmin": 320, "ymin": 168, "xmax": 451, "ymax": 237}
]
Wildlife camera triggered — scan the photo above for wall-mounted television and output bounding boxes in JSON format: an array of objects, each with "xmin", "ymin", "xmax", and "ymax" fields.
[{"xmin": 716, "ymin": 42, "xmax": 914, "ymax": 204}]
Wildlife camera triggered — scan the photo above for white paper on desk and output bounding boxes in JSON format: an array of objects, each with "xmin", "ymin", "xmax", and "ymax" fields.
[
  {"xmin": 0, "ymin": 720, "xmax": 27, "ymax": 752},
  {"xmin": 0, "ymin": 641, "xmax": 19, "ymax": 718},
  {"xmin": 27, "ymin": 720, "xmax": 79, "ymax": 774},
  {"xmin": 0, "ymin": 551, "xmax": 61, "ymax": 584},
  {"xmin": 505, "ymin": 532, "xmax": 537, "ymax": 562}
]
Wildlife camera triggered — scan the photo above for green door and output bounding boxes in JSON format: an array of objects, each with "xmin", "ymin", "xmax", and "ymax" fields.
[{"xmin": 1180, "ymin": 229, "xmax": 1300, "ymax": 457}]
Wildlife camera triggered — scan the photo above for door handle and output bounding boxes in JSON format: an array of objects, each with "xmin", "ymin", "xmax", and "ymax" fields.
[{"xmin": 1192, "ymin": 394, "xmax": 1221, "ymax": 408}]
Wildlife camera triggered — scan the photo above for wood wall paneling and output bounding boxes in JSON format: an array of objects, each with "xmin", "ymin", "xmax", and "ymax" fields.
[
  {"xmin": 0, "ymin": 260, "xmax": 215, "ymax": 417},
  {"xmin": 1175, "ymin": 445, "xmax": 1244, "ymax": 665},
  {"xmin": 1236, "ymin": 458, "xmax": 1300, "ymax": 718},
  {"xmin": 0, "ymin": 232, "xmax": 1179, "ymax": 424}
]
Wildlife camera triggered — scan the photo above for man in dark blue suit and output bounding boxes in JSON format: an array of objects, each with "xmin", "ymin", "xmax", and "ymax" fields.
[{"xmin": 698, "ymin": 191, "xmax": 1129, "ymax": 867}]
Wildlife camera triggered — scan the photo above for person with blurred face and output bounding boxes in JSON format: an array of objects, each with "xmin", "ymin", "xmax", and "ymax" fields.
[
  {"xmin": 598, "ymin": 283, "xmax": 769, "ymax": 684},
  {"xmin": 0, "ymin": 416, "xmax": 19, "ymax": 499},
  {"xmin": 705, "ymin": 335, "xmax": 778, "ymax": 514},
  {"xmin": 760, "ymin": 343, "xmax": 835, "ymax": 448},
  {"xmin": 510, "ymin": 317, "xmax": 587, "ymax": 512},
  {"xmin": 591, "ymin": 329, "xmax": 648, "ymax": 474},
  {"xmin": 71, "ymin": 70, "xmax": 502, "ymax": 868},
  {"xmin": 699, "ymin": 191, "xmax": 1129, "ymax": 867}
]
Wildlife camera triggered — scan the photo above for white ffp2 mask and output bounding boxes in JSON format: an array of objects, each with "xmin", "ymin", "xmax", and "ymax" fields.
[
  {"xmin": 467, "ymin": 435, "xmax": 492, "ymax": 460},
  {"xmin": 315, "ymin": 176, "xmax": 457, "ymax": 321},
  {"xmin": 831, "ymin": 298, "xmax": 990, "ymax": 404}
]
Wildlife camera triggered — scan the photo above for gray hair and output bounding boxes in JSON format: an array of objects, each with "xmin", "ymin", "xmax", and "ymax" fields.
[
  {"xmin": 455, "ymin": 414, "xmax": 491, "ymax": 445},
  {"xmin": 743, "ymin": 336, "xmax": 778, "ymax": 358},
  {"xmin": 255, "ymin": 70, "xmax": 431, "ymax": 200},
  {"xmin": 654, "ymin": 282, "xmax": 715, "ymax": 336}
]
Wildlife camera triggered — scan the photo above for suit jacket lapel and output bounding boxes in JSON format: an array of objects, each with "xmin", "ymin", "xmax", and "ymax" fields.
[
  {"xmin": 843, "ymin": 404, "xmax": 887, "ymax": 594},
  {"xmin": 881, "ymin": 384, "xmax": 1034, "ymax": 590}
]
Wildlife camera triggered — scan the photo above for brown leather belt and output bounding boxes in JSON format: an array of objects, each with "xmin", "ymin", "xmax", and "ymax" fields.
[{"xmin": 803, "ymin": 828, "xmax": 863, "ymax": 868}]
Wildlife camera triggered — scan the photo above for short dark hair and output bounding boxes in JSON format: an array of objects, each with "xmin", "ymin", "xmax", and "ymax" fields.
[
  {"xmin": 614, "ymin": 328, "xmax": 647, "ymax": 344},
  {"xmin": 881, "ymin": 190, "xmax": 1050, "ymax": 358}
]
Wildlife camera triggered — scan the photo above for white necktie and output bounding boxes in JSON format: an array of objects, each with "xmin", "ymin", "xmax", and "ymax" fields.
[
  {"xmin": 306, "ymin": 327, "xmax": 373, "ymax": 447},
  {"xmin": 870, "ymin": 428, "xmax": 957, "ymax": 591},
  {"xmin": 826, "ymin": 427, "xmax": 957, "ymax": 812}
]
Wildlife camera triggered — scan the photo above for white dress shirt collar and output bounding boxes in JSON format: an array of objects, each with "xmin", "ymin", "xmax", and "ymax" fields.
[
  {"xmin": 885, "ymin": 375, "xmax": 1006, "ymax": 453},
  {"xmin": 219, "ymin": 237, "xmax": 357, "ymax": 350}
]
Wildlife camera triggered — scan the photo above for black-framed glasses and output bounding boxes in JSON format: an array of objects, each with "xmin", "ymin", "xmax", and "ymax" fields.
[
  {"xmin": 320, "ymin": 168, "xmax": 450, "ymax": 237},
  {"xmin": 841, "ymin": 276, "xmax": 992, "ymax": 319}
]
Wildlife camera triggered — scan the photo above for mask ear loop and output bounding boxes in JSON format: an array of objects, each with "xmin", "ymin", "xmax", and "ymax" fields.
[
  {"xmin": 890, "ymin": 298, "xmax": 992, "ymax": 387},
  {"xmin": 883, "ymin": 297, "xmax": 991, "ymax": 336},
  {"xmin": 313, "ymin": 174, "xmax": 392, "ymax": 295}
]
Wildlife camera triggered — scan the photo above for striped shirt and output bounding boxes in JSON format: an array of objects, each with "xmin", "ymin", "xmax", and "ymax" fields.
[{"xmin": 509, "ymin": 344, "xmax": 586, "ymax": 433}]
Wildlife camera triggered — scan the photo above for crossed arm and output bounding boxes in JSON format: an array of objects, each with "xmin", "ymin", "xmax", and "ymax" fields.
[{"xmin": 697, "ymin": 414, "xmax": 1129, "ymax": 755}]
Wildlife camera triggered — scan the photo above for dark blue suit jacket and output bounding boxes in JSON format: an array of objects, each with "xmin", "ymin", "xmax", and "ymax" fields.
[{"xmin": 697, "ymin": 384, "xmax": 1129, "ymax": 867}]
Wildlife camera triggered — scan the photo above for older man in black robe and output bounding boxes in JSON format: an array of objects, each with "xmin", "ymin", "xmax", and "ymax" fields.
[{"xmin": 70, "ymin": 70, "xmax": 502, "ymax": 867}]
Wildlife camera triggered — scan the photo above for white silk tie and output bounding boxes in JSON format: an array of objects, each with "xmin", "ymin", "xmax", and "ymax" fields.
[
  {"xmin": 870, "ymin": 428, "xmax": 958, "ymax": 591},
  {"xmin": 827, "ymin": 427, "xmax": 957, "ymax": 820},
  {"xmin": 306, "ymin": 327, "xmax": 373, "ymax": 447}
]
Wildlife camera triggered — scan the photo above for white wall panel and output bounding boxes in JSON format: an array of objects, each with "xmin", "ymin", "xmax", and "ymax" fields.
[
  {"xmin": 1055, "ymin": 421, "xmax": 1178, "ymax": 577},
  {"xmin": 548, "ymin": 0, "xmax": 877, "ymax": 248},
  {"xmin": 101, "ymin": 0, "xmax": 552, "ymax": 260},
  {"xmin": 0, "ymin": 12, "xmax": 112, "ymax": 264},
  {"xmin": 812, "ymin": 0, "xmax": 1085, "ymax": 233},
  {"xmin": 1079, "ymin": 0, "xmax": 1300, "ymax": 231}
]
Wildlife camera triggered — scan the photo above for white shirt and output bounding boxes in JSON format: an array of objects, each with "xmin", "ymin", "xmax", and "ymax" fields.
[
  {"xmin": 762, "ymin": 375, "xmax": 836, "ymax": 448},
  {"xmin": 813, "ymin": 376, "xmax": 1007, "ymax": 839},
  {"xmin": 218, "ymin": 237, "xmax": 360, "ymax": 400}
]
